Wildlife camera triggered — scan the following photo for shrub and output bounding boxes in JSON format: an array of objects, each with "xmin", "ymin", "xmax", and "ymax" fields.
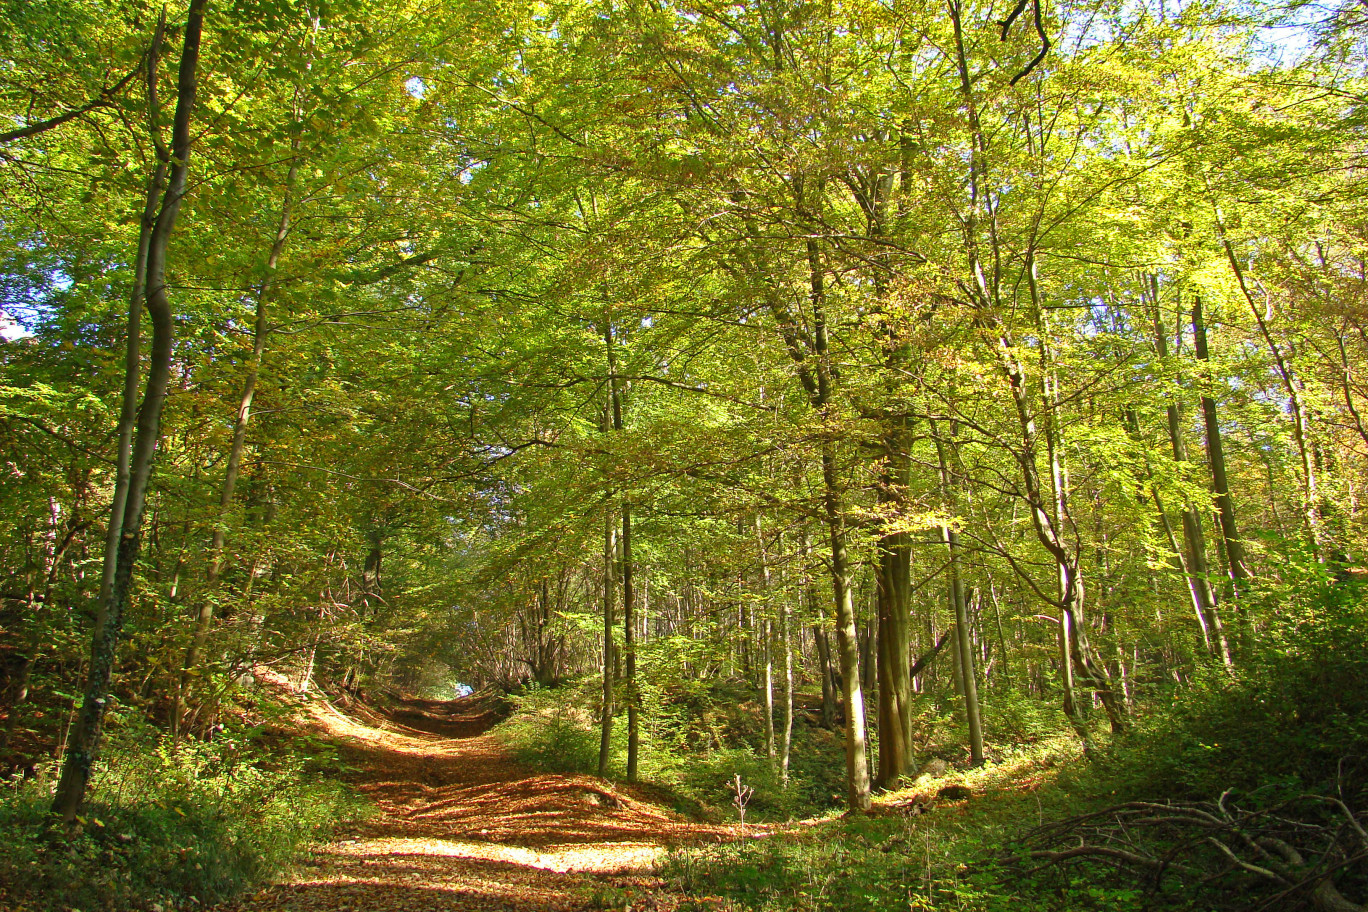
[
  {"xmin": 0, "ymin": 720, "xmax": 361, "ymax": 911},
  {"xmin": 495, "ymin": 682, "xmax": 602, "ymax": 774},
  {"xmin": 1095, "ymin": 573, "xmax": 1368, "ymax": 803}
]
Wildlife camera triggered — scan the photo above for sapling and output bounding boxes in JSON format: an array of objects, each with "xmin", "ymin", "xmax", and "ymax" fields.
[{"xmin": 731, "ymin": 772, "xmax": 755, "ymax": 834}]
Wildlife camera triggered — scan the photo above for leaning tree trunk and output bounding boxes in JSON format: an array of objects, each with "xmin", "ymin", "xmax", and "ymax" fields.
[
  {"xmin": 174, "ymin": 154, "xmax": 299, "ymax": 738},
  {"xmin": 988, "ymin": 325, "xmax": 1126, "ymax": 739},
  {"xmin": 947, "ymin": 0, "xmax": 1122, "ymax": 742},
  {"xmin": 1219, "ymin": 232, "xmax": 1322, "ymax": 559},
  {"xmin": 1151, "ymin": 297, "xmax": 1232, "ymax": 667},
  {"xmin": 52, "ymin": 0, "xmax": 206, "ymax": 823}
]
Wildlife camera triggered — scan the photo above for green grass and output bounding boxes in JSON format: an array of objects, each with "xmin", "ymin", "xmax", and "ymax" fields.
[{"xmin": 661, "ymin": 735, "xmax": 1099, "ymax": 912}]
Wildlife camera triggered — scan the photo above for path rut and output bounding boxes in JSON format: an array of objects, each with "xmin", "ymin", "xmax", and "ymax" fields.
[{"xmin": 229, "ymin": 691, "xmax": 727, "ymax": 912}]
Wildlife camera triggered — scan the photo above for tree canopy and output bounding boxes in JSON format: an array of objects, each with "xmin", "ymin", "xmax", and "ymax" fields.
[{"xmin": 2, "ymin": 0, "xmax": 1367, "ymax": 884}]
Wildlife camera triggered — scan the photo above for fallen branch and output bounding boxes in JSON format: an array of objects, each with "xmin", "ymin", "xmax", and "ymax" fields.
[{"xmin": 1013, "ymin": 792, "xmax": 1367, "ymax": 912}]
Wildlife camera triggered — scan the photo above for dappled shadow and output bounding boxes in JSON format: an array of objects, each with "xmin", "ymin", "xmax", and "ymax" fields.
[
  {"xmin": 225, "ymin": 687, "xmax": 732, "ymax": 911},
  {"xmin": 244, "ymin": 869, "xmax": 581, "ymax": 912},
  {"xmin": 384, "ymin": 694, "xmax": 505, "ymax": 740}
]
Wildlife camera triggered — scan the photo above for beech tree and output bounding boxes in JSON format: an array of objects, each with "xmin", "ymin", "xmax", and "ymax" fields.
[{"xmin": 1, "ymin": 0, "xmax": 1366, "ymax": 824}]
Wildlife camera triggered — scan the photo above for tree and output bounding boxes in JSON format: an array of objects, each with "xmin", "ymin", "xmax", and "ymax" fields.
[{"xmin": 52, "ymin": 0, "xmax": 208, "ymax": 822}]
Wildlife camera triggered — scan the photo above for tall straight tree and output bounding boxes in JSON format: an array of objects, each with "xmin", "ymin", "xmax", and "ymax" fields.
[
  {"xmin": 1192, "ymin": 296, "xmax": 1250, "ymax": 595},
  {"xmin": 1150, "ymin": 290, "xmax": 1232, "ymax": 667}
]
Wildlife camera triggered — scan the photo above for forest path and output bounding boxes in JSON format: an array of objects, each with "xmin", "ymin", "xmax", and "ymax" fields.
[{"xmin": 229, "ymin": 687, "xmax": 730, "ymax": 912}]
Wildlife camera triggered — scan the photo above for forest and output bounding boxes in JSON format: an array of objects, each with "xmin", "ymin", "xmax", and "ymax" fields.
[{"xmin": 1, "ymin": 0, "xmax": 1367, "ymax": 909}]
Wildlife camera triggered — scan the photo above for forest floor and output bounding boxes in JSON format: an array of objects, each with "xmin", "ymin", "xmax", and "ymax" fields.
[{"xmin": 224, "ymin": 685, "xmax": 744, "ymax": 912}]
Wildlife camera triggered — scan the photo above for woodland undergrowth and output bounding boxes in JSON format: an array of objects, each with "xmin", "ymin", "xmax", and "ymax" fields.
[
  {"xmin": 493, "ymin": 675, "xmax": 849, "ymax": 821},
  {"xmin": 655, "ymin": 579, "xmax": 1368, "ymax": 912},
  {"xmin": 501, "ymin": 576, "xmax": 1368, "ymax": 912},
  {"xmin": 0, "ymin": 706, "xmax": 364, "ymax": 912}
]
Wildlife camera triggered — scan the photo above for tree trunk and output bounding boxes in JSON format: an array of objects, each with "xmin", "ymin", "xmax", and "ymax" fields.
[
  {"xmin": 1152, "ymin": 297, "xmax": 1232, "ymax": 667},
  {"xmin": 780, "ymin": 591, "xmax": 794, "ymax": 785},
  {"xmin": 803, "ymin": 528, "xmax": 837, "ymax": 729},
  {"xmin": 934, "ymin": 422, "xmax": 984, "ymax": 765},
  {"xmin": 763, "ymin": 618, "xmax": 776, "ymax": 763},
  {"xmin": 822, "ymin": 443, "xmax": 872, "ymax": 811},
  {"xmin": 599, "ymin": 475, "xmax": 617, "ymax": 778},
  {"xmin": 947, "ymin": 0, "xmax": 1121, "ymax": 740},
  {"xmin": 604, "ymin": 318, "xmax": 637, "ymax": 781},
  {"xmin": 100, "ymin": 15, "xmax": 168, "ymax": 621},
  {"xmin": 875, "ymin": 422, "xmax": 915, "ymax": 787},
  {"xmin": 1218, "ymin": 236, "xmax": 1321, "ymax": 559},
  {"xmin": 621, "ymin": 502, "xmax": 637, "ymax": 781},
  {"xmin": 751, "ymin": 169, "xmax": 868, "ymax": 810},
  {"xmin": 52, "ymin": 0, "xmax": 206, "ymax": 823},
  {"xmin": 989, "ymin": 327, "xmax": 1125, "ymax": 738},
  {"xmin": 298, "ymin": 636, "xmax": 317, "ymax": 695},
  {"xmin": 756, "ymin": 516, "xmax": 776, "ymax": 766},
  {"xmin": 1192, "ymin": 296, "xmax": 1250, "ymax": 594},
  {"xmin": 814, "ymin": 621, "xmax": 836, "ymax": 728}
]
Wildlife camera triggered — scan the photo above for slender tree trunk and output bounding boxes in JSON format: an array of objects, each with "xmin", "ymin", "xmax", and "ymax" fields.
[
  {"xmin": 1124, "ymin": 405, "xmax": 1216, "ymax": 650},
  {"xmin": 861, "ymin": 603, "xmax": 878, "ymax": 699},
  {"xmin": 947, "ymin": 0, "xmax": 1121, "ymax": 740},
  {"xmin": 948, "ymin": 533, "xmax": 983, "ymax": 763},
  {"xmin": 814, "ymin": 621, "xmax": 836, "ymax": 728},
  {"xmin": 1152, "ymin": 298, "xmax": 1232, "ymax": 666},
  {"xmin": 52, "ymin": 0, "xmax": 206, "ymax": 823},
  {"xmin": 599, "ymin": 476, "xmax": 617, "ymax": 778},
  {"xmin": 801, "ymin": 515, "xmax": 834, "ymax": 734},
  {"xmin": 756, "ymin": 517, "xmax": 776, "ymax": 766},
  {"xmin": 993, "ymin": 330, "xmax": 1124, "ymax": 737},
  {"xmin": 763, "ymin": 618, "xmax": 776, "ymax": 763},
  {"xmin": 621, "ymin": 502, "xmax": 637, "ymax": 781},
  {"xmin": 174, "ymin": 155, "xmax": 299, "ymax": 738},
  {"xmin": 1192, "ymin": 296, "xmax": 1250, "ymax": 594},
  {"xmin": 298, "ymin": 636, "xmax": 317, "ymax": 695},
  {"xmin": 987, "ymin": 582, "xmax": 1012, "ymax": 689},
  {"xmin": 1217, "ymin": 237, "xmax": 1321, "ymax": 558},
  {"xmin": 1153, "ymin": 486, "xmax": 1214, "ymax": 646},
  {"xmin": 748, "ymin": 169, "xmax": 868, "ymax": 809},
  {"xmin": 780, "ymin": 590, "xmax": 794, "ymax": 785},
  {"xmin": 604, "ymin": 319, "xmax": 637, "ymax": 781},
  {"xmin": 101, "ymin": 16, "xmax": 168, "ymax": 620},
  {"xmin": 934, "ymin": 421, "xmax": 983, "ymax": 765},
  {"xmin": 822, "ymin": 443, "xmax": 872, "ymax": 811},
  {"xmin": 1334, "ymin": 328, "xmax": 1368, "ymax": 452}
]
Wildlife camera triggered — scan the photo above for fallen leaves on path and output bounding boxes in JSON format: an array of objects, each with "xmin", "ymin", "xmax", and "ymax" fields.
[{"xmin": 224, "ymin": 685, "xmax": 737, "ymax": 912}]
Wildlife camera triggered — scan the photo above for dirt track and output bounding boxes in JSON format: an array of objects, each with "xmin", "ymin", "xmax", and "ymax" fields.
[{"xmin": 229, "ymin": 691, "xmax": 728, "ymax": 911}]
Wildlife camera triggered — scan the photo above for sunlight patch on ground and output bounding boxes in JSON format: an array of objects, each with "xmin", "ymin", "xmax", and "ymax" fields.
[{"xmin": 328, "ymin": 836, "xmax": 666, "ymax": 873}]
